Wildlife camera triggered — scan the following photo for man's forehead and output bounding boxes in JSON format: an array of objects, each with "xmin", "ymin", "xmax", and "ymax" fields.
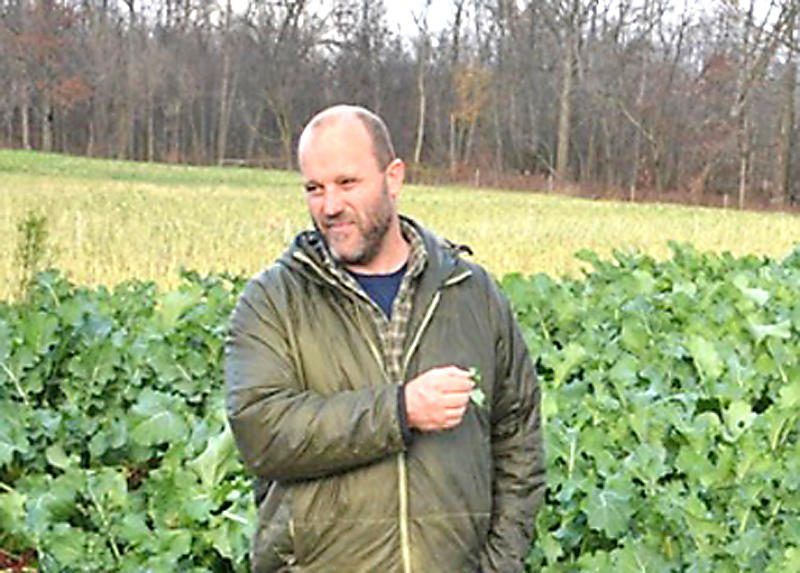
[
  {"xmin": 303, "ymin": 113, "xmax": 368, "ymax": 146},
  {"xmin": 299, "ymin": 116, "xmax": 373, "ymax": 168}
]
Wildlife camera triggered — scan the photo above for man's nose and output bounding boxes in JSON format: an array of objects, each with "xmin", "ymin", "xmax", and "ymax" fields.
[{"xmin": 322, "ymin": 187, "xmax": 344, "ymax": 217}]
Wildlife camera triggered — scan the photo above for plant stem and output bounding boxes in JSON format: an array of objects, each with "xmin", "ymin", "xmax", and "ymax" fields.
[{"xmin": 0, "ymin": 361, "xmax": 29, "ymax": 406}]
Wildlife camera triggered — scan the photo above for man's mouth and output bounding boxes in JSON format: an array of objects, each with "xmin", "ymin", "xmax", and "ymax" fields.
[{"xmin": 326, "ymin": 220, "xmax": 354, "ymax": 231}]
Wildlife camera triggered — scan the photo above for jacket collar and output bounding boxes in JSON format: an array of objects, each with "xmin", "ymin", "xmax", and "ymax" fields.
[{"xmin": 281, "ymin": 215, "xmax": 472, "ymax": 292}]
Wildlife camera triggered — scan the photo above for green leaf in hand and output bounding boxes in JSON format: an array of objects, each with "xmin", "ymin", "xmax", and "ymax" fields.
[{"xmin": 468, "ymin": 367, "xmax": 486, "ymax": 408}]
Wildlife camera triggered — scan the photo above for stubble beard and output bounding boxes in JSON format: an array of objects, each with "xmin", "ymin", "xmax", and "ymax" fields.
[{"xmin": 316, "ymin": 181, "xmax": 394, "ymax": 267}]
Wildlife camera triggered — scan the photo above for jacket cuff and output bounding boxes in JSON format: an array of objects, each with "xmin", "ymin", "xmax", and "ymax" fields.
[{"xmin": 397, "ymin": 384, "xmax": 414, "ymax": 447}]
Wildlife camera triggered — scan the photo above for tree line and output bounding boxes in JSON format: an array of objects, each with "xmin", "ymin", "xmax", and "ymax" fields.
[{"xmin": 1, "ymin": 0, "xmax": 798, "ymax": 207}]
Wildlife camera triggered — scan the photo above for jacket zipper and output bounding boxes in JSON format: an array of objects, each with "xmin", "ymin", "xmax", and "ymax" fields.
[{"xmin": 397, "ymin": 287, "xmax": 447, "ymax": 573}]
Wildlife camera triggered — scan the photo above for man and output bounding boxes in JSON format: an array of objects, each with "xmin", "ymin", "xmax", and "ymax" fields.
[{"xmin": 225, "ymin": 104, "xmax": 544, "ymax": 572}]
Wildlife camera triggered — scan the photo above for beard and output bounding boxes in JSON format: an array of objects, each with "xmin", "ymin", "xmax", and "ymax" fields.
[{"xmin": 314, "ymin": 179, "xmax": 394, "ymax": 267}]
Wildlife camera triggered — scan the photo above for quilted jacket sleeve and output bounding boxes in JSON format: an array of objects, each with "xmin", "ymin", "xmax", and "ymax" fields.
[
  {"xmin": 479, "ymin": 282, "xmax": 546, "ymax": 573},
  {"xmin": 225, "ymin": 274, "xmax": 407, "ymax": 482}
]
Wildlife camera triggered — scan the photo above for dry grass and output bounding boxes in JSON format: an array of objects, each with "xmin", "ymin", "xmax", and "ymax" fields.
[{"xmin": 1, "ymin": 150, "xmax": 798, "ymax": 300}]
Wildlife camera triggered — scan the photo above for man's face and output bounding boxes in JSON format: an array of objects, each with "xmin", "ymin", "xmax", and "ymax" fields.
[{"xmin": 299, "ymin": 119, "xmax": 400, "ymax": 267}]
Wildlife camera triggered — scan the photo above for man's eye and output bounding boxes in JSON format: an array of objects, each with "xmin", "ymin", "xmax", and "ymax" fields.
[{"xmin": 305, "ymin": 185, "xmax": 320, "ymax": 194}]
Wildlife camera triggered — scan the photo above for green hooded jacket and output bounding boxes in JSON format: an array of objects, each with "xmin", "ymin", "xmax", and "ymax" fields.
[{"xmin": 225, "ymin": 218, "xmax": 545, "ymax": 572}]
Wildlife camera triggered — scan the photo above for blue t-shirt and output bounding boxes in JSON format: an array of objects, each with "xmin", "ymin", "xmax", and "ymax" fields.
[{"xmin": 348, "ymin": 263, "xmax": 408, "ymax": 319}]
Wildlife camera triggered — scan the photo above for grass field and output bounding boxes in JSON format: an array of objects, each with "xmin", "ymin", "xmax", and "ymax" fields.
[{"xmin": 1, "ymin": 149, "xmax": 798, "ymax": 301}]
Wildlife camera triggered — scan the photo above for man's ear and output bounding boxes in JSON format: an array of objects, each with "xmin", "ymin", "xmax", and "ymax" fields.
[{"xmin": 385, "ymin": 158, "xmax": 405, "ymax": 200}]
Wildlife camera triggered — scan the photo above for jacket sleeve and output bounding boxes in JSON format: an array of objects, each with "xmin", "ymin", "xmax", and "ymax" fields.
[
  {"xmin": 479, "ymin": 283, "xmax": 546, "ymax": 573},
  {"xmin": 224, "ymin": 274, "xmax": 407, "ymax": 482}
]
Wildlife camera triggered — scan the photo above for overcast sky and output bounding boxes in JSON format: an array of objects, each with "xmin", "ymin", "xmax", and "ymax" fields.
[
  {"xmin": 385, "ymin": 0, "xmax": 451, "ymax": 36},
  {"xmin": 228, "ymin": 0, "xmax": 779, "ymax": 38}
]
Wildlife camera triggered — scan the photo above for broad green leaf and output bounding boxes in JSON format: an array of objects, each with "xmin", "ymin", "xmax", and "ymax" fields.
[
  {"xmin": 724, "ymin": 400, "xmax": 755, "ymax": 441},
  {"xmin": 156, "ymin": 289, "xmax": 202, "ymax": 330},
  {"xmin": 21, "ymin": 311, "xmax": 59, "ymax": 356},
  {"xmin": 189, "ymin": 426, "xmax": 237, "ymax": 492},
  {"xmin": 131, "ymin": 410, "xmax": 188, "ymax": 446},
  {"xmin": 748, "ymin": 319, "xmax": 791, "ymax": 343},
  {"xmin": 738, "ymin": 285, "xmax": 770, "ymax": 306},
  {"xmin": 612, "ymin": 541, "xmax": 669, "ymax": 573},
  {"xmin": 632, "ymin": 269, "xmax": 656, "ymax": 295},
  {"xmin": 0, "ymin": 487, "xmax": 27, "ymax": 536},
  {"xmin": 677, "ymin": 446, "xmax": 716, "ymax": 488},
  {"xmin": 782, "ymin": 547, "xmax": 800, "ymax": 571},
  {"xmin": 115, "ymin": 513, "xmax": 151, "ymax": 546},
  {"xmin": 45, "ymin": 523, "xmax": 86, "ymax": 567},
  {"xmin": 625, "ymin": 443, "xmax": 667, "ymax": 489},
  {"xmin": 779, "ymin": 380, "xmax": 800, "ymax": 409},
  {"xmin": 552, "ymin": 342, "xmax": 587, "ymax": 387},
  {"xmin": 576, "ymin": 549, "xmax": 613, "ymax": 571},
  {"xmin": 45, "ymin": 443, "xmax": 73, "ymax": 470},
  {"xmin": 130, "ymin": 388, "xmax": 189, "ymax": 446},
  {"xmin": 0, "ymin": 318, "xmax": 11, "ymax": 361},
  {"xmin": 686, "ymin": 334, "xmax": 723, "ymax": 380},
  {"xmin": 609, "ymin": 353, "xmax": 638, "ymax": 387},
  {"xmin": 621, "ymin": 317, "xmax": 649, "ymax": 354},
  {"xmin": 88, "ymin": 468, "xmax": 128, "ymax": 510},
  {"xmin": 726, "ymin": 525, "xmax": 767, "ymax": 563},
  {"xmin": 153, "ymin": 528, "xmax": 193, "ymax": 560},
  {"xmin": 583, "ymin": 483, "xmax": 633, "ymax": 538},
  {"xmin": 539, "ymin": 530, "xmax": 564, "ymax": 563}
]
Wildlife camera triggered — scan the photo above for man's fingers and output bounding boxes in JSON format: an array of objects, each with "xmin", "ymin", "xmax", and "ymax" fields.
[
  {"xmin": 439, "ymin": 375, "xmax": 475, "ymax": 394},
  {"xmin": 442, "ymin": 415, "xmax": 465, "ymax": 429},
  {"xmin": 441, "ymin": 393, "xmax": 470, "ymax": 408},
  {"xmin": 432, "ymin": 365, "xmax": 470, "ymax": 375},
  {"xmin": 445, "ymin": 406, "xmax": 468, "ymax": 419}
]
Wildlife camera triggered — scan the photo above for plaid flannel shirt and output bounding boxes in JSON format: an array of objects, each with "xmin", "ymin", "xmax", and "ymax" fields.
[{"xmin": 314, "ymin": 218, "xmax": 428, "ymax": 386}]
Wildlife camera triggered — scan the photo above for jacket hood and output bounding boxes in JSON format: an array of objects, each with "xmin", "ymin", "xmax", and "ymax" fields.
[{"xmin": 277, "ymin": 215, "xmax": 472, "ymax": 291}]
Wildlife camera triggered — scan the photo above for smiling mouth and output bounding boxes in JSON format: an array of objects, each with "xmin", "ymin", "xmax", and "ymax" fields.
[{"xmin": 326, "ymin": 220, "xmax": 354, "ymax": 231}]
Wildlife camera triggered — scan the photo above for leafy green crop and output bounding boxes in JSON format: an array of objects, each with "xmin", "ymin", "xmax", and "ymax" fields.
[
  {"xmin": 0, "ymin": 269, "xmax": 253, "ymax": 571},
  {"xmin": 509, "ymin": 243, "xmax": 800, "ymax": 572},
  {"xmin": 1, "ymin": 242, "xmax": 798, "ymax": 571}
]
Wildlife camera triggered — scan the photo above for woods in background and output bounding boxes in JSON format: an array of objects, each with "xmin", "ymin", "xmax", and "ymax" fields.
[{"xmin": 1, "ymin": 0, "xmax": 798, "ymax": 207}]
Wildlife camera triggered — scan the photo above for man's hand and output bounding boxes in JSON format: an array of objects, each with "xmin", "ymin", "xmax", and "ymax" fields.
[{"xmin": 404, "ymin": 366, "xmax": 474, "ymax": 432}]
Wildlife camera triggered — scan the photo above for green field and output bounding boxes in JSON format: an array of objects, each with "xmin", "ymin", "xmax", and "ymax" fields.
[{"xmin": 1, "ymin": 149, "xmax": 798, "ymax": 300}]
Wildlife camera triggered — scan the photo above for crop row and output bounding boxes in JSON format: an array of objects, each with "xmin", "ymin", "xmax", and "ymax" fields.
[{"xmin": 1, "ymin": 244, "xmax": 798, "ymax": 571}]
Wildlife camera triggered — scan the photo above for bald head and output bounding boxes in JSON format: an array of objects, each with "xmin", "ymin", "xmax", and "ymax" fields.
[{"xmin": 298, "ymin": 105, "xmax": 396, "ymax": 171}]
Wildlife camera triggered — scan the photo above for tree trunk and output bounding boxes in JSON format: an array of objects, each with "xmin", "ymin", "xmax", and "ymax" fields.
[
  {"xmin": 736, "ymin": 3, "xmax": 754, "ymax": 209},
  {"xmin": 146, "ymin": 89, "xmax": 155, "ymax": 162},
  {"xmin": 174, "ymin": 101, "xmax": 183, "ymax": 162},
  {"xmin": 87, "ymin": 116, "xmax": 95, "ymax": 156},
  {"xmin": 629, "ymin": 56, "xmax": 648, "ymax": 201},
  {"xmin": 494, "ymin": 99, "xmax": 503, "ymax": 172},
  {"xmin": 413, "ymin": 45, "xmax": 426, "ymax": 165},
  {"xmin": 738, "ymin": 114, "xmax": 750, "ymax": 209},
  {"xmin": 464, "ymin": 117, "xmax": 477, "ymax": 164},
  {"xmin": 449, "ymin": 113, "xmax": 457, "ymax": 174},
  {"xmin": 4, "ymin": 108, "xmax": 11, "ymax": 145},
  {"xmin": 776, "ymin": 31, "xmax": 796, "ymax": 205},
  {"xmin": 275, "ymin": 108, "xmax": 293, "ymax": 170},
  {"xmin": 555, "ymin": 32, "xmax": 574, "ymax": 182},
  {"xmin": 21, "ymin": 99, "xmax": 31, "ymax": 150},
  {"xmin": 245, "ymin": 104, "xmax": 265, "ymax": 161},
  {"xmin": 584, "ymin": 118, "xmax": 596, "ymax": 183},
  {"xmin": 217, "ymin": 49, "xmax": 232, "ymax": 163},
  {"xmin": 217, "ymin": 0, "xmax": 233, "ymax": 164},
  {"xmin": 41, "ymin": 93, "xmax": 53, "ymax": 152}
]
